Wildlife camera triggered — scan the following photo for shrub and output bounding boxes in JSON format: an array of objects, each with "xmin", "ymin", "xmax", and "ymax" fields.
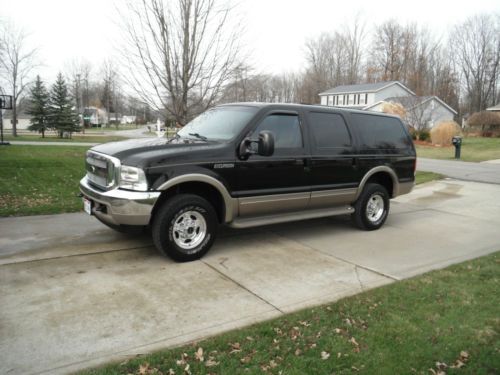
[
  {"xmin": 467, "ymin": 111, "xmax": 500, "ymax": 129},
  {"xmin": 430, "ymin": 121, "xmax": 462, "ymax": 146},
  {"xmin": 418, "ymin": 130, "xmax": 430, "ymax": 142}
]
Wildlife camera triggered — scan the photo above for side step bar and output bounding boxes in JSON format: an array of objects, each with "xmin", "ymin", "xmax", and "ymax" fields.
[{"xmin": 229, "ymin": 206, "xmax": 355, "ymax": 229}]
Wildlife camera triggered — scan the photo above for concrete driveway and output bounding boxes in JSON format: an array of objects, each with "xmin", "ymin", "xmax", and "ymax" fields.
[{"xmin": 1, "ymin": 179, "xmax": 499, "ymax": 375}]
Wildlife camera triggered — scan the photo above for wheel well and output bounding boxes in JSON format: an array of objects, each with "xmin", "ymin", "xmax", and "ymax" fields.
[
  {"xmin": 365, "ymin": 172, "xmax": 394, "ymax": 198},
  {"xmin": 151, "ymin": 181, "xmax": 225, "ymax": 224}
]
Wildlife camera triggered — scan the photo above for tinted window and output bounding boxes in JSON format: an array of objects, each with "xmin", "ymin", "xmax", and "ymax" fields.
[
  {"xmin": 309, "ymin": 112, "xmax": 351, "ymax": 148},
  {"xmin": 253, "ymin": 114, "xmax": 302, "ymax": 149},
  {"xmin": 178, "ymin": 106, "xmax": 258, "ymax": 141},
  {"xmin": 351, "ymin": 113, "xmax": 411, "ymax": 149}
]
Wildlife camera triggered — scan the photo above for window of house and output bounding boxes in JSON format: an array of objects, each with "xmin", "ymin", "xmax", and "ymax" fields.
[
  {"xmin": 348, "ymin": 94, "xmax": 354, "ymax": 105},
  {"xmin": 328, "ymin": 95, "xmax": 334, "ymax": 106},
  {"xmin": 309, "ymin": 112, "xmax": 352, "ymax": 149},
  {"xmin": 360, "ymin": 94, "xmax": 365, "ymax": 105},
  {"xmin": 252, "ymin": 114, "xmax": 302, "ymax": 150}
]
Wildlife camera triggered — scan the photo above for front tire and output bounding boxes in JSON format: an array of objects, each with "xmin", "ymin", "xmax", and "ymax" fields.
[
  {"xmin": 152, "ymin": 194, "xmax": 218, "ymax": 262},
  {"xmin": 351, "ymin": 183, "xmax": 390, "ymax": 231}
]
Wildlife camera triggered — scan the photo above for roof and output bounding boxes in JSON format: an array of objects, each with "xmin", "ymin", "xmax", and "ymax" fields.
[
  {"xmin": 486, "ymin": 103, "xmax": 500, "ymax": 111},
  {"xmin": 364, "ymin": 95, "xmax": 457, "ymax": 115},
  {"xmin": 319, "ymin": 81, "xmax": 414, "ymax": 96}
]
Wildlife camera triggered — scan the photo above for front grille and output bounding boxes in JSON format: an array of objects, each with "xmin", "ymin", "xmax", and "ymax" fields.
[{"xmin": 86, "ymin": 151, "xmax": 120, "ymax": 190}]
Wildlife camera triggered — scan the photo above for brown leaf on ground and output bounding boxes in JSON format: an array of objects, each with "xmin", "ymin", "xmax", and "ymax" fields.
[
  {"xmin": 350, "ymin": 337, "xmax": 359, "ymax": 347},
  {"xmin": 167, "ymin": 369, "xmax": 175, "ymax": 375},
  {"xmin": 205, "ymin": 357, "xmax": 219, "ymax": 367},
  {"xmin": 240, "ymin": 355, "xmax": 252, "ymax": 364},
  {"xmin": 229, "ymin": 342, "xmax": 241, "ymax": 354},
  {"xmin": 299, "ymin": 320, "xmax": 311, "ymax": 327},
  {"xmin": 246, "ymin": 336, "xmax": 254, "ymax": 341},
  {"xmin": 138, "ymin": 363, "xmax": 150, "ymax": 375},
  {"xmin": 321, "ymin": 351, "xmax": 330, "ymax": 360},
  {"xmin": 294, "ymin": 348, "xmax": 302, "ymax": 356},
  {"xmin": 269, "ymin": 360, "xmax": 278, "ymax": 368},
  {"xmin": 194, "ymin": 347, "xmax": 204, "ymax": 362}
]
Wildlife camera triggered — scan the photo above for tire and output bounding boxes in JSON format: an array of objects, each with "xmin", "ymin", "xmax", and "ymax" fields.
[
  {"xmin": 351, "ymin": 183, "xmax": 390, "ymax": 231},
  {"xmin": 152, "ymin": 194, "xmax": 218, "ymax": 262}
]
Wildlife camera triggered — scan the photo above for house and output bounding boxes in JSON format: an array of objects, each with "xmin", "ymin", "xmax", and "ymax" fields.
[
  {"xmin": 486, "ymin": 103, "xmax": 500, "ymax": 112},
  {"xmin": 83, "ymin": 107, "xmax": 107, "ymax": 127},
  {"xmin": 121, "ymin": 115, "xmax": 137, "ymax": 124},
  {"xmin": 1, "ymin": 110, "xmax": 31, "ymax": 130},
  {"xmin": 365, "ymin": 96, "xmax": 457, "ymax": 129},
  {"xmin": 319, "ymin": 81, "xmax": 456, "ymax": 128},
  {"xmin": 319, "ymin": 81, "xmax": 414, "ymax": 109}
]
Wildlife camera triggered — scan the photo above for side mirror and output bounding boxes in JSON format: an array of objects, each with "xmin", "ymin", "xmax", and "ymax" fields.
[
  {"xmin": 238, "ymin": 131, "xmax": 275, "ymax": 159},
  {"xmin": 258, "ymin": 131, "xmax": 274, "ymax": 156}
]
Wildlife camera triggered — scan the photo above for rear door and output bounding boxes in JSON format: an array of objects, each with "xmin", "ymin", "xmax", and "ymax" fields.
[
  {"xmin": 234, "ymin": 110, "xmax": 311, "ymax": 217},
  {"xmin": 305, "ymin": 110, "xmax": 361, "ymax": 208}
]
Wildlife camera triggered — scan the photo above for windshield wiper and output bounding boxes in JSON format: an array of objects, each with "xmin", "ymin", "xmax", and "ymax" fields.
[
  {"xmin": 188, "ymin": 132, "xmax": 208, "ymax": 141},
  {"xmin": 167, "ymin": 132, "xmax": 181, "ymax": 143}
]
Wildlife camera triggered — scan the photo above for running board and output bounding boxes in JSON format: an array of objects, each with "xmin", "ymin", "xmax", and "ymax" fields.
[{"xmin": 229, "ymin": 206, "xmax": 355, "ymax": 229}]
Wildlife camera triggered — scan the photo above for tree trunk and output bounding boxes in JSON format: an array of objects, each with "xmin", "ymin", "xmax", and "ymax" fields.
[{"xmin": 12, "ymin": 102, "xmax": 17, "ymax": 137}]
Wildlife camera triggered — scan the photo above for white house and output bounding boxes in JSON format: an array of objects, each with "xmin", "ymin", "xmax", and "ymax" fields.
[
  {"xmin": 319, "ymin": 81, "xmax": 456, "ymax": 128},
  {"xmin": 1, "ymin": 110, "xmax": 31, "ymax": 130},
  {"xmin": 319, "ymin": 81, "xmax": 414, "ymax": 109}
]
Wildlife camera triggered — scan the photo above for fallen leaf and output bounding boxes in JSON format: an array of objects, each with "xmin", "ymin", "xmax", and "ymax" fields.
[
  {"xmin": 246, "ymin": 336, "xmax": 254, "ymax": 341},
  {"xmin": 205, "ymin": 357, "xmax": 219, "ymax": 367},
  {"xmin": 294, "ymin": 348, "xmax": 302, "ymax": 356},
  {"xmin": 195, "ymin": 347, "xmax": 204, "ymax": 362},
  {"xmin": 350, "ymin": 337, "xmax": 360, "ymax": 347},
  {"xmin": 269, "ymin": 360, "xmax": 278, "ymax": 368},
  {"xmin": 299, "ymin": 320, "xmax": 311, "ymax": 327},
  {"xmin": 138, "ymin": 363, "xmax": 150, "ymax": 375},
  {"xmin": 460, "ymin": 351, "xmax": 469, "ymax": 360},
  {"xmin": 334, "ymin": 328, "xmax": 342, "ymax": 334},
  {"xmin": 240, "ymin": 355, "xmax": 252, "ymax": 364},
  {"xmin": 337, "ymin": 352, "xmax": 342, "ymax": 358},
  {"xmin": 184, "ymin": 363, "xmax": 191, "ymax": 375},
  {"xmin": 167, "ymin": 369, "xmax": 175, "ymax": 375},
  {"xmin": 229, "ymin": 342, "xmax": 241, "ymax": 354},
  {"xmin": 321, "ymin": 351, "xmax": 330, "ymax": 360},
  {"xmin": 450, "ymin": 360, "xmax": 465, "ymax": 369}
]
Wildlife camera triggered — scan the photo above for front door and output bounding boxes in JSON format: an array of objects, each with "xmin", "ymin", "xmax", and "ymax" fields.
[{"xmin": 234, "ymin": 110, "xmax": 311, "ymax": 218}]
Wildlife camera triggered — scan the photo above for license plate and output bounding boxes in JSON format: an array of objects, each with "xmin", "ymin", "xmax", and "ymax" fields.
[{"xmin": 83, "ymin": 197, "xmax": 92, "ymax": 215}]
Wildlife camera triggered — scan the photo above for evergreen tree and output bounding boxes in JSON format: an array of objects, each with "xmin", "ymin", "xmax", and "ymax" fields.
[
  {"xmin": 49, "ymin": 73, "xmax": 80, "ymax": 138},
  {"xmin": 27, "ymin": 75, "xmax": 50, "ymax": 138}
]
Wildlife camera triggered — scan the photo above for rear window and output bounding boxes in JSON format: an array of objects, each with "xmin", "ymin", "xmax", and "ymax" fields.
[{"xmin": 351, "ymin": 113, "xmax": 411, "ymax": 150}]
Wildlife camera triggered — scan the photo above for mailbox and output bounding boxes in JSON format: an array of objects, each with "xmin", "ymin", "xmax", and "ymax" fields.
[{"xmin": 452, "ymin": 136, "xmax": 462, "ymax": 159}]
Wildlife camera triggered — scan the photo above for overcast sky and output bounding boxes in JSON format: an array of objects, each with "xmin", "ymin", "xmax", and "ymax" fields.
[{"xmin": 1, "ymin": 0, "xmax": 499, "ymax": 82}]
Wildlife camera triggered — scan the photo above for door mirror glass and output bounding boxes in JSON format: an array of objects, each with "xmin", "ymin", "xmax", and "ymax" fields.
[{"xmin": 258, "ymin": 131, "xmax": 274, "ymax": 156}]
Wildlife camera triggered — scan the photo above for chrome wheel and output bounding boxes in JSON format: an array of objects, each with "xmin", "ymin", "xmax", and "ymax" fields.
[
  {"xmin": 172, "ymin": 210, "xmax": 207, "ymax": 251},
  {"xmin": 365, "ymin": 194, "xmax": 385, "ymax": 223}
]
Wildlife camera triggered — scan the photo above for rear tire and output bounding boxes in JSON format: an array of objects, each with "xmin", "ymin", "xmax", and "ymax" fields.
[
  {"xmin": 152, "ymin": 194, "xmax": 217, "ymax": 262},
  {"xmin": 351, "ymin": 183, "xmax": 390, "ymax": 231}
]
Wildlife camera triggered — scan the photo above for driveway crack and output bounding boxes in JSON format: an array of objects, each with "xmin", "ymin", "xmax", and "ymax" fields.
[{"xmin": 201, "ymin": 260, "xmax": 284, "ymax": 315}]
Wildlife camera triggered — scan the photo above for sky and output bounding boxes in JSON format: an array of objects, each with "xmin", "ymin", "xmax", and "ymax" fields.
[{"xmin": 0, "ymin": 0, "xmax": 499, "ymax": 83}]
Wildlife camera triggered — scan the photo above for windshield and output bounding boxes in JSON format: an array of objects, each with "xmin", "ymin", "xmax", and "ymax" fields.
[{"xmin": 177, "ymin": 106, "xmax": 258, "ymax": 141}]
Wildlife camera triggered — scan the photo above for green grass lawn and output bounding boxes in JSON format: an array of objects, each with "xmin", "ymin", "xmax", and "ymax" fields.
[
  {"xmin": 416, "ymin": 137, "xmax": 500, "ymax": 162},
  {"xmin": 4, "ymin": 133, "xmax": 127, "ymax": 143},
  {"xmin": 0, "ymin": 145, "xmax": 88, "ymax": 216},
  {"xmin": 80, "ymin": 252, "xmax": 500, "ymax": 375},
  {"xmin": 0, "ymin": 145, "xmax": 440, "ymax": 217}
]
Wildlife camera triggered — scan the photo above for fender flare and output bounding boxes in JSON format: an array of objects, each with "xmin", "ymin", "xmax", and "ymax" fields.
[
  {"xmin": 156, "ymin": 173, "xmax": 237, "ymax": 222},
  {"xmin": 355, "ymin": 166, "xmax": 399, "ymax": 200}
]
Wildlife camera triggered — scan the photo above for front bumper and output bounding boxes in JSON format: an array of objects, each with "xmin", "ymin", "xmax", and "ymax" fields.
[{"xmin": 79, "ymin": 176, "xmax": 161, "ymax": 226}]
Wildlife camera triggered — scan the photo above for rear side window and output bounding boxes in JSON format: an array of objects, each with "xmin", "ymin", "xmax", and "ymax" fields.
[
  {"xmin": 351, "ymin": 113, "xmax": 411, "ymax": 150},
  {"xmin": 308, "ymin": 112, "xmax": 351, "ymax": 148},
  {"xmin": 253, "ymin": 114, "xmax": 302, "ymax": 149}
]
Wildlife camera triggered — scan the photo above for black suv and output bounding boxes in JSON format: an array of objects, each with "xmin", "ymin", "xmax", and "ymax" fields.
[{"xmin": 80, "ymin": 103, "xmax": 416, "ymax": 261}]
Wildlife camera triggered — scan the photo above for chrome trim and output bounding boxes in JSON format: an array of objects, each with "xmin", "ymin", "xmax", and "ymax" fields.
[
  {"xmin": 355, "ymin": 166, "xmax": 399, "ymax": 199},
  {"xmin": 309, "ymin": 188, "xmax": 357, "ymax": 208},
  {"xmin": 230, "ymin": 205, "xmax": 354, "ymax": 229},
  {"xmin": 156, "ymin": 174, "xmax": 237, "ymax": 223},
  {"xmin": 238, "ymin": 192, "xmax": 310, "ymax": 218},
  {"xmin": 80, "ymin": 176, "xmax": 160, "ymax": 226},
  {"xmin": 86, "ymin": 150, "xmax": 121, "ymax": 191}
]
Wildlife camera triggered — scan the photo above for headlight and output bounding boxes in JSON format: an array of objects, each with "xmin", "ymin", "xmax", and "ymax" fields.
[{"xmin": 119, "ymin": 165, "xmax": 148, "ymax": 191}]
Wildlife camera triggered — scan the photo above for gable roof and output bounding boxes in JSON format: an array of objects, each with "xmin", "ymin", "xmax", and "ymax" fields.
[
  {"xmin": 319, "ymin": 81, "xmax": 414, "ymax": 96},
  {"xmin": 364, "ymin": 95, "xmax": 457, "ymax": 115},
  {"xmin": 486, "ymin": 103, "xmax": 500, "ymax": 111}
]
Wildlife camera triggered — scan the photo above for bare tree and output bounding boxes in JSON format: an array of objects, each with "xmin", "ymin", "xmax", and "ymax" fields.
[
  {"xmin": 0, "ymin": 21, "xmax": 38, "ymax": 136},
  {"xmin": 120, "ymin": 0, "xmax": 242, "ymax": 125},
  {"xmin": 450, "ymin": 14, "xmax": 500, "ymax": 113}
]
